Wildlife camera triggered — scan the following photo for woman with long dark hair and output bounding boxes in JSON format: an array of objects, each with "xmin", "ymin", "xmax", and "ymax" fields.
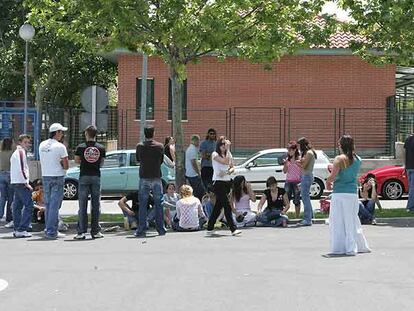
[
  {"xmin": 164, "ymin": 136, "xmax": 176, "ymax": 163},
  {"xmin": 230, "ymin": 175, "xmax": 256, "ymax": 228},
  {"xmin": 326, "ymin": 135, "xmax": 370, "ymax": 256},
  {"xmin": 206, "ymin": 137, "xmax": 241, "ymax": 236},
  {"xmin": 283, "ymin": 141, "xmax": 301, "ymax": 218},
  {"xmin": 0, "ymin": 137, "xmax": 14, "ymax": 227},
  {"xmin": 297, "ymin": 137, "xmax": 317, "ymax": 226}
]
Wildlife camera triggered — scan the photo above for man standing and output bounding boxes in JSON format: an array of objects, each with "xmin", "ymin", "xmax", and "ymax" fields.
[
  {"xmin": 39, "ymin": 123, "xmax": 69, "ymax": 239},
  {"xmin": 200, "ymin": 128, "xmax": 217, "ymax": 188},
  {"xmin": 185, "ymin": 135, "xmax": 205, "ymax": 201},
  {"xmin": 10, "ymin": 134, "xmax": 33, "ymax": 238},
  {"xmin": 73, "ymin": 125, "xmax": 106, "ymax": 240},
  {"xmin": 404, "ymin": 134, "xmax": 414, "ymax": 212},
  {"xmin": 135, "ymin": 126, "xmax": 165, "ymax": 237}
]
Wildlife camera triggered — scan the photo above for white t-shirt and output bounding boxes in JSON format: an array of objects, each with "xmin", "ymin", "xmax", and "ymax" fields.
[
  {"xmin": 185, "ymin": 144, "xmax": 199, "ymax": 178},
  {"xmin": 212, "ymin": 151, "xmax": 232, "ymax": 181},
  {"xmin": 176, "ymin": 197, "xmax": 203, "ymax": 229},
  {"xmin": 10, "ymin": 146, "xmax": 29, "ymax": 184},
  {"xmin": 39, "ymin": 139, "xmax": 68, "ymax": 177}
]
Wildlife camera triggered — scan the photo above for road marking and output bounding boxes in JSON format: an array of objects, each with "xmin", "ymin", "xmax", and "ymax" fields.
[{"xmin": 0, "ymin": 279, "xmax": 8, "ymax": 292}]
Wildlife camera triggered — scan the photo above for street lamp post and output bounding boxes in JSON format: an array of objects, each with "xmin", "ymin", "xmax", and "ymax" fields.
[{"xmin": 19, "ymin": 23, "xmax": 35, "ymax": 135}]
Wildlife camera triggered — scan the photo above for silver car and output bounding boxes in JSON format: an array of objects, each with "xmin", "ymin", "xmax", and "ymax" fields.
[{"xmin": 234, "ymin": 149, "xmax": 331, "ymax": 198}]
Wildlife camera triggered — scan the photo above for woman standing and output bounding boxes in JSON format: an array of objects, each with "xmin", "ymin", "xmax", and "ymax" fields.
[
  {"xmin": 0, "ymin": 138, "xmax": 14, "ymax": 227},
  {"xmin": 297, "ymin": 137, "xmax": 316, "ymax": 226},
  {"xmin": 206, "ymin": 137, "xmax": 241, "ymax": 236},
  {"xmin": 326, "ymin": 135, "xmax": 370, "ymax": 256},
  {"xmin": 164, "ymin": 136, "xmax": 176, "ymax": 163},
  {"xmin": 283, "ymin": 141, "xmax": 301, "ymax": 218}
]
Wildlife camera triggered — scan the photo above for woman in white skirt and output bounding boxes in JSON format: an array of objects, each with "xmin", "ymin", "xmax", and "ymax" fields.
[{"xmin": 326, "ymin": 135, "xmax": 371, "ymax": 256}]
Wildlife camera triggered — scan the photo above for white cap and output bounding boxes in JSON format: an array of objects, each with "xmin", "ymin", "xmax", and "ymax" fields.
[{"xmin": 49, "ymin": 123, "xmax": 68, "ymax": 132}]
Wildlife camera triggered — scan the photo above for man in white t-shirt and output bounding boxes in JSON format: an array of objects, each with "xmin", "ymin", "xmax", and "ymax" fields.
[
  {"xmin": 185, "ymin": 135, "xmax": 205, "ymax": 201},
  {"xmin": 39, "ymin": 123, "xmax": 69, "ymax": 239}
]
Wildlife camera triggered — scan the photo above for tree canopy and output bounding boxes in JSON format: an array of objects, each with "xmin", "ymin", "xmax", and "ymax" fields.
[{"xmin": 340, "ymin": 0, "xmax": 414, "ymax": 65}]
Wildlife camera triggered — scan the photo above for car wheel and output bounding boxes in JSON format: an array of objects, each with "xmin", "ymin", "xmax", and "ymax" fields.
[
  {"xmin": 310, "ymin": 179, "xmax": 324, "ymax": 199},
  {"xmin": 64, "ymin": 180, "xmax": 78, "ymax": 200},
  {"xmin": 381, "ymin": 179, "xmax": 404, "ymax": 200}
]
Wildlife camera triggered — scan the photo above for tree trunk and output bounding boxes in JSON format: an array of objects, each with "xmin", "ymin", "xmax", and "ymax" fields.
[{"xmin": 169, "ymin": 63, "xmax": 186, "ymax": 187}]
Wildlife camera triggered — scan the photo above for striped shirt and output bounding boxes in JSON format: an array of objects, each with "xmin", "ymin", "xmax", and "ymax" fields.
[{"xmin": 10, "ymin": 145, "xmax": 29, "ymax": 184}]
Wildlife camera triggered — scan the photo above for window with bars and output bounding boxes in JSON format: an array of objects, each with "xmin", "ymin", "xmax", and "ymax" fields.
[
  {"xmin": 136, "ymin": 78, "xmax": 155, "ymax": 120},
  {"xmin": 168, "ymin": 79, "xmax": 187, "ymax": 120}
]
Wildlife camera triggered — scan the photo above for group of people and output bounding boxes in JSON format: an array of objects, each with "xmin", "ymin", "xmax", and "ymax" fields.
[{"xmin": 2, "ymin": 120, "xmax": 399, "ymax": 256}]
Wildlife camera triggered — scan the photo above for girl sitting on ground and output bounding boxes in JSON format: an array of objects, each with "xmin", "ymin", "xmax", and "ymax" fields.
[
  {"xmin": 172, "ymin": 185, "xmax": 207, "ymax": 232},
  {"xmin": 230, "ymin": 175, "xmax": 257, "ymax": 228},
  {"xmin": 162, "ymin": 183, "xmax": 180, "ymax": 228},
  {"xmin": 358, "ymin": 174, "xmax": 382, "ymax": 225},
  {"xmin": 256, "ymin": 177, "xmax": 290, "ymax": 227}
]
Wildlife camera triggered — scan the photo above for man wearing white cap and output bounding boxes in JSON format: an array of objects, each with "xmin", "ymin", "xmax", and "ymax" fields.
[{"xmin": 39, "ymin": 123, "xmax": 69, "ymax": 239}]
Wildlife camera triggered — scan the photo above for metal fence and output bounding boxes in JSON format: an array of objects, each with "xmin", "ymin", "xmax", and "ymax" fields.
[{"xmin": 1, "ymin": 102, "xmax": 394, "ymax": 159}]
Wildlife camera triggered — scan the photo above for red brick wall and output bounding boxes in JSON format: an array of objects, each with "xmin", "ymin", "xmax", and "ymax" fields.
[{"xmin": 118, "ymin": 54, "xmax": 395, "ymax": 154}]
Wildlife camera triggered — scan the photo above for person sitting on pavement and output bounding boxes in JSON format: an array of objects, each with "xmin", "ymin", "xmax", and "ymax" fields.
[
  {"xmin": 118, "ymin": 191, "xmax": 154, "ymax": 230},
  {"xmin": 172, "ymin": 185, "xmax": 207, "ymax": 232},
  {"xmin": 31, "ymin": 179, "xmax": 68, "ymax": 231},
  {"xmin": 358, "ymin": 173, "xmax": 382, "ymax": 225},
  {"xmin": 162, "ymin": 183, "xmax": 180, "ymax": 228},
  {"xmin": 230, "ymin": 175, "xmax": 257, "ymax": 228},
  {"xmin": 201, "ymin": 185, "xmax": 215, "ymax": 218},
  {"xmin": 256, "ymin": 177, "xmax": 289, "ymax": 227}
]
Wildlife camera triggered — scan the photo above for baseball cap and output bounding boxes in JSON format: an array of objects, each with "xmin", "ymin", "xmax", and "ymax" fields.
[{"xmin": 49, "ymin": 123, "xmax": 68, "ymax": 132}]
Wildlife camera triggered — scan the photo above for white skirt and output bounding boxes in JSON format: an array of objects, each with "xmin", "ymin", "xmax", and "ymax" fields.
[{"xmin": 329, "ymin": 193, "xmax": 371, "ymax": 255}]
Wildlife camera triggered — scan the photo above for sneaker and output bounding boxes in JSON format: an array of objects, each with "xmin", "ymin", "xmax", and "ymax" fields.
[
  {"xmin": 297, "ymin": 220, "xmax": 312, "ymax": 226},
  {"xmin": 231, "ymin": 229, "xmax": 242, "ymax": 236},
  {"xmin": 14, "ymin": 231, "xmax": 32, "ymax": 238},
  {"xmin": 56, "ymin": 232, "xmax": 66, "ymax": 238},
  {"xmin": 73, "ymin": 233, "xmax": 86, "ymax": 240},
  {"xmin": 133, "ymin": 231, "xmax": 146, "ymax": 238},
  {"xmin": 205, "ymin": 230, "xmax": 217, "ymax": 236},
  {"xmin": 91, "ymin": 232, "xmax": 104, "ymax": 239},
  {"xmin": 5, "ymin": 221, "xmax": 14, "ymax": 228}
]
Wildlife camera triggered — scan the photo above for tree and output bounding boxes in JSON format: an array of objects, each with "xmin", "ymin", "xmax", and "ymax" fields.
[
  {"xmin": 339, "ymin": 0, "xmax": 414, "ymax": 65},
  {"xmin": 28, "ymin": 0, "xmax": 336, "ymax": 186},
  {"xmin": 0, "ymin": 0, "xmax": 117, "ymax": 112}
]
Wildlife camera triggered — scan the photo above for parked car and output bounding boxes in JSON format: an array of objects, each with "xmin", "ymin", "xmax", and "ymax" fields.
[
  {"xmin": 234, "ymin": 148, "xmax": 332, "ymax": 199},
  {"xmin": 359, "ymin": 166, "xmax": 408, "ymax": 200},
  {"xmin": 64, "ymin": 149, "xmax": 175, "ymax": 200}
]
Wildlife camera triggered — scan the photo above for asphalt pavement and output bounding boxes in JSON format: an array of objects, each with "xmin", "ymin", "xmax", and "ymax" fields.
[{"xmin": 0, "ymin": 224, "xmax": 413, "ymax": 311}]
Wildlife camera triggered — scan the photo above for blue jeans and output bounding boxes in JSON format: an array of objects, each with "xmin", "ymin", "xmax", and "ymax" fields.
[
  {"xmin": 257, "ymin": 208, "xmax": 288, "ymax": 226},
  {"xmin": 186, "ymin": 175, "xmax": 205, "ymax": 202},
  {"xmin": 358, "ymin": 200, "xmax": 375, "ymax": 224},
  {"xmin": 285, "ymin": 181, "xmax": 300, "ymax": 206},
  {"xmin": 12, "ymin": 184, "xmax": 33, "ymax": 232},
  {"xmin": 301, "ymin": 174, "xmax": 314, "ymax": 224},
  {"xmin": 122, "ymin": 208, "xmax": 155, "ymax": 227},
  {"xmin": 77, "ymin": 175, "xmax": 101, "ymax": 235},
  {"xmin": 43, "ymin": 176, "xmax": 64, "ymax": 237},
  {"xmin": 0, "ymin": 171, "xmax": 14, "ymax": 221},
  {"xmin": 136, "ymin": 178, "xmax": 165, "ymax": 236},
  {"xmin": 407, "ymin": 169, "xmax": 414, "ymax": 211}
]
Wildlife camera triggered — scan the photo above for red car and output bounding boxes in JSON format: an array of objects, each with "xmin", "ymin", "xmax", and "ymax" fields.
[{"xmin": 359, "ymin": 166, "xmax": 408, "ymax": 200}]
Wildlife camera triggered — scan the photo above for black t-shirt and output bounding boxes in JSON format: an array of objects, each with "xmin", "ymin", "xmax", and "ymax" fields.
[
  {"xmin": 264, "ymin": 188, "xmax": 285, "ymax": 210},
  {"xmin": 404, "ymin": 135, "xmax": 414, "ymax": 169},
  {"xmin": 125, "ymin": 191, "xmax": 154, "ymax": 213},
  {"xmin": 136, "ymin": 140, "xmax": 164, "ymax": 178},
  {"xmin": 75, "ymin": 141, "xmax": 106, "ymax": 177}
]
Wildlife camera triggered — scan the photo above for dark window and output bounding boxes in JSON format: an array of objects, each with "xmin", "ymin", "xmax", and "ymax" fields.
[
  {"xmin": 136, "ymin": 78, "xmax": 154, "ymax": 120},
  {"xmin": 168, "ymin": 79, "xmax": 187, "ymax": 120}
]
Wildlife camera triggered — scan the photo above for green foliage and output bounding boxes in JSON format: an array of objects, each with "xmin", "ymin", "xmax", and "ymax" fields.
[
  {"xmin": 0, "ymin": 0, "xmax": 117, "ymax": 107},
  {"xmin": 340, "ymin": 0, "xmax": 414, "ymax": 65}
]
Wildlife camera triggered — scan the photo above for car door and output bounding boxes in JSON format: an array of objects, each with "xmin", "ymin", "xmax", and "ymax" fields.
[
  {"xmin": 240, "ymin": 152, "xmax": 287, "ymax": 191},
  {"xmin": 100, "ymin": 152, "xmax": 128, "ymax": 191},
  {"xmin": 125, "ymin": 152, "xmax": 140, "ymax": 191}
]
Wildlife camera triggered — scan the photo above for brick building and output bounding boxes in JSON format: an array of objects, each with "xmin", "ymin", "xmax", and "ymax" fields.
[{"xmin": 116, "ymin": 35, "xmax": 395, "ymax": 156}]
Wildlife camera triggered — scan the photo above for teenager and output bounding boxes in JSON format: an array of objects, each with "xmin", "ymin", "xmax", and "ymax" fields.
[
  {"xmin": 230, "ymin": 175, "xmax": 257, "ymax": 228},
  {"xmin": 326, "ymin": 135, "xmax": 370, "ymax": 256},
  {"xmin": 283, "ymin": 141, "xmax": 301, "ymax": 218}
]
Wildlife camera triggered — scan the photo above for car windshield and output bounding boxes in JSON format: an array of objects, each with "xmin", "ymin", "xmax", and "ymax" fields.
[{"xmin": 238, "ymin": 152, "xmax": 261, "ymax": 166}]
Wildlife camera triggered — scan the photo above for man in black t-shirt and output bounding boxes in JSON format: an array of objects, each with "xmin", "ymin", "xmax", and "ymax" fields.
[
  {"xmin": 404, "ymin": 134, "xmax": 414, "ymax": 211},
  {"xmin": 118, "ymin": 191, "xmax": 155, "ymax": 230},
  {"xmin": 73, "ymin": 125, "xmax": 106, "ymax": 240},
  {"xmin": 135, "ymin": 126, "xmax": 166, "ymax": 237}
]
